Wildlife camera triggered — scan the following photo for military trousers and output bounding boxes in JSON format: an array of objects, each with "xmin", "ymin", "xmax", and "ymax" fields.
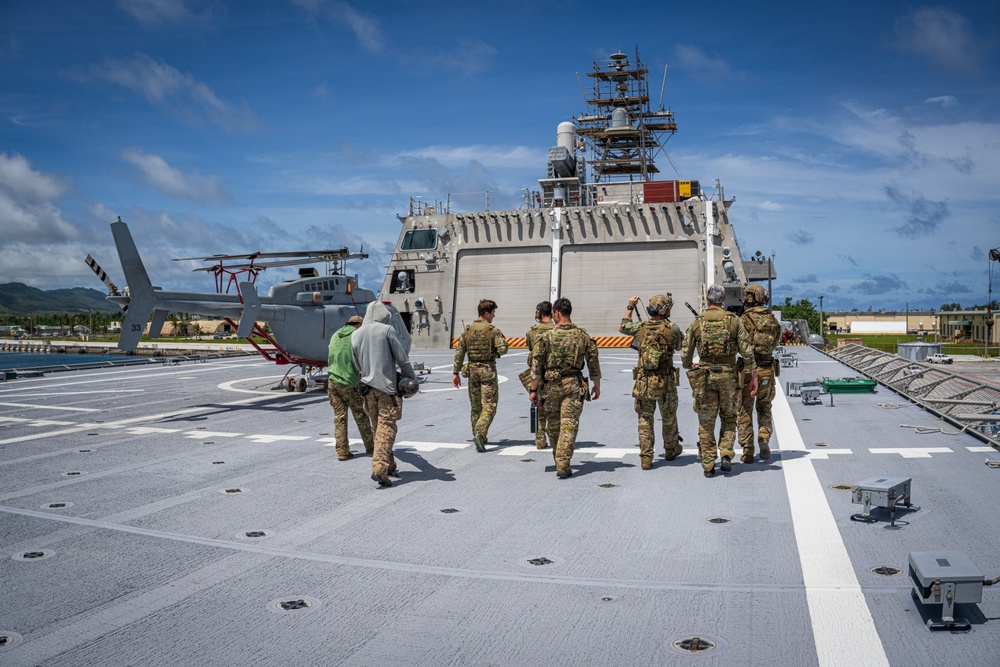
[
  {"xmin": 738, "ymin": 366, "xmax": 776, "ymax": 455},
  {"xmin": 467, "ymin": 361, "xmax": 499, "ymax": 440},
  {"xmin": 542, "ymin": 376, "xmax": 587, "ymax": 471},
  {"xmin": 633, "ymin": 374, "xmax": 680, "ymax": 462},
  {"xmin": 693, "ymin": 366, "xmax": 739, "ymax": 471},
  {"xmin": 327, "ymin": 380, "xmax": 374, "ymax": 456},
  {"xmin": 364, "ymin": 387, "xmax": 403, "ymax": 476}
]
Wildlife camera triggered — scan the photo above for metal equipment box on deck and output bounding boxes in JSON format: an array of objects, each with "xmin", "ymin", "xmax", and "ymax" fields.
[
  {"xmin": 851, "ymin": 476, "xmax": 911, "ymax": 512},
  {"xmin": 908, "ymin": 551, "xmax": 983, "ymax": 630}
]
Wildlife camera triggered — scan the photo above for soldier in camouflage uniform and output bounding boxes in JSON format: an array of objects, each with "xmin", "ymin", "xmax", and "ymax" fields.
[
  {"xmin": 738, "ymin": 284, "xmax": 781, "ymax": 463},
  {"xmin": 326, "ymin": 315, "xmax": 374, "ymax": 461},
  {"xmin": 620, "ymin": 294, "xmax": 684, "ymax": 469},
  {"xmin": 525, "ymin": 301, "xmax": 554, "ymax": 449},
  {"xmin": 681, "ymin": 284, "xmax": 758, "ymax": 477},
  {"xmin": 453, "ymin": 299, "xmax": 509, "ymax": 452},
  {"xmin": 529, "ymin": 298, "xmax": 601, "ymax": 479}
]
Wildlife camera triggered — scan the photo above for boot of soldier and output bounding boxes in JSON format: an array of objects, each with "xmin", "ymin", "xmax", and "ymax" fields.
[
  {"xmin": 720, "ymin": 456, "xmax": 732, "ymax": 472},
  {"xmin": 740, "ymin": 447, "xmax": 754, "ymax": 464},
  {"xmin": 473, "ymin": 434, "xmax": 487, "ymax": 453},
  {"xmin": 337, "ymin": 450, "xmax": 354, "ymax": 461},
  {"xmin": 759, "ymin": 440, "xmax": 771, "ymax": 460},
  {"xmin": 640, "ymin": 457, "xmax": 652, "ymax": 470},
  {"xmin": 535, "ymin": 436, "xmax": 548, "ymax": 450},
  {"xmin": 556, "ymin": 467, "xmax": 572, "ymax": 479}
]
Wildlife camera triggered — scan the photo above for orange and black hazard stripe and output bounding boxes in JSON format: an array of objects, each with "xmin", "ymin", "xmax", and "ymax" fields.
[{"xmin": 452, "ymin": 336, "xmax": 635, "ymax": 349}]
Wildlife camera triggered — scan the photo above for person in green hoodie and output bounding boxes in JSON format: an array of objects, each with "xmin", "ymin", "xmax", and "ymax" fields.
[{"xmin": 327, "ymin": 315, "xmax": 374, "ymax": 461}]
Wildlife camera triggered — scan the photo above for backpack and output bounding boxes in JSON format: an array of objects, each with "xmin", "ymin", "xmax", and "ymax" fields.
[
  {"xmin": 745, "ymin": 309, "xmax": 780, "ymax": 356},
  {"xmin": 637, "ymin": 321, "xmax": 675, "ymax": 372},
  {"xmin": 545, "ymin": 326, "xmax": 583, "ymax": 374},
  {"xmin": 697, "ymin": 313, "xmax": 734, "ymax": 359}
]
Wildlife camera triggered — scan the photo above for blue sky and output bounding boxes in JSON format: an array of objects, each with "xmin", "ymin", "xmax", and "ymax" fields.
[{"xmin": 1, "ymin": 0, "xmax": 998, "ymax": 312}]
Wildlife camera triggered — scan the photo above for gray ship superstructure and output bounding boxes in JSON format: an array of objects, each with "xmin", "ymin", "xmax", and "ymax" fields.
[{"xmin": 381, "ymin": 49, "xmax": 760, "ymax": 348}]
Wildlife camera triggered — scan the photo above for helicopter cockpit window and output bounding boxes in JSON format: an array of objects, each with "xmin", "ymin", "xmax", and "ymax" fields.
[
  {"xmin": 400, "ymin": 229, "xmax": 437, "ymax": 251},
  {"xmin": 390, "ymin": 269, "xmax": 415, "ymax": 293}
]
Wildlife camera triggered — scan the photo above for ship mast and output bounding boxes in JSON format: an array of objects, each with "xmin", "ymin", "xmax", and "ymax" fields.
[{"xmin": 576, "ymin": 47, "xmax": 677, "ymax": 183}]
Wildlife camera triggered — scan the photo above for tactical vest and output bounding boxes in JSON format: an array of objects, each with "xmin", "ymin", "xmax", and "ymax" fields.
[
  {"xmin": 697, "ymin": 309, "xmax": 736, "ymax": 363},
  {"xmin": 636, "ymin": 321, "xmax": 677, "ymax": 374},
  {"xmin": 743, "ymin": 308, "xmax": 780, "ymax": 361},
  {"xmin": 527, "ymin": 322, "xmax": 553, "ymax": 366},
  {"xmin": 465, "ymin": 321, "xmax": 497, "ymax": 362},
  {"xmin": 545, "ymin": 326, "xmax": 585, "ymax": 376}
]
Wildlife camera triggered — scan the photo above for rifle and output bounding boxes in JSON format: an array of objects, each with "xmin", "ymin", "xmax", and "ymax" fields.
[{"xmin": 684, "ymin": 301, "xmax": 699, "ymax": 318}]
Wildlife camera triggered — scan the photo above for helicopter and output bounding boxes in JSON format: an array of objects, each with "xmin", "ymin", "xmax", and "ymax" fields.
[{"xmin": 85, "ymin": 217, "xmax": 388, "ymax": 391}]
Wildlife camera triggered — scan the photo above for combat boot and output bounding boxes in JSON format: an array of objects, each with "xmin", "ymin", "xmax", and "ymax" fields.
[
  {"xmin": 371, "ymin": 472, "xmax": 392, "ymax": 487},
  {"xmin": 473, "ymin": 434, "xmax": 487, "ymax": 453},
  {"xmin": 556, "ymin": 468, "xmax": 572, "ymax": 479},
  {"xmin": 740, "ymin": 449, "xmax": 754, "ymax": 464},
  {"xmin": 720, "ymin": 456, "xmax": 732, "ymax": 472},
  {"xmin": 662, "ymin": 445, "xmax": 681, "ymax": 461},
  {"xmin": 338, "ymin": 451, "xmax": 354, "ymax": 461},
  {"xmin": 759, "ymin": 441, "xmax": 771, "ymax": 460},
  {"xmin": 535, "ymin": 437, "xmax": 548, "ymax": 450},
  {"xmin": 640, "ymin": 458, "xmax": 653, "ymax": 470},
  {"xmin": 704, "ymin": 468, "xmax": 716, "ymax": 478}
]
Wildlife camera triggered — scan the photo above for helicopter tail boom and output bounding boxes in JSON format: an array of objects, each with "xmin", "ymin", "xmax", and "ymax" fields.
[{"xmin": 111, "ymin": 219, "xmax": 157, "ymax": 351}]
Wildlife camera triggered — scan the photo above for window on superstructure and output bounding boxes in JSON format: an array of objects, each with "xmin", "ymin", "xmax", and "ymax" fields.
[{"xmin": 400, "ymin": 229, "xmax": 437, "ymax": 251}]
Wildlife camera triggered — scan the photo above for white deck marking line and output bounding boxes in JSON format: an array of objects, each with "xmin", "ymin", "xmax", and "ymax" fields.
[
  {"xmin": 967, "ymin": 446, "xmax": 995, "ymax": 452},
  {"xmin": 0, "ymin": 503, "xmax": 909, "ymax": 595},
  {"xmin": 868, "ymin": 447, "xmax": 952, "ymax": 458},
  {"xmin": 773, "ymin": 390, "xmax": 889, "ymax": 667},
  {"xmin": 245, "ymin": 434, "xmax": 311, "ymax": 443},
  {"xmin": 806, "ymin": 448, "xmax": 853, "ymax": 460},
  {"xmin": 396, "ymin": 440, "xmax": 468, "ymax": 451},
  {"xmin": 125, "ymin": 427, "xmax": 182, "ymax": 435},
  {"xmin": 182, "ymin": 430, "xmax": 241, "ymax": 439},
  {"xmin": 0, "ymin": 401, "xmax": 101, "ymax": 412}
]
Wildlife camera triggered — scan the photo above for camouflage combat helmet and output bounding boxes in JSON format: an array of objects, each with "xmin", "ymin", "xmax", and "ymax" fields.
[
  {"xmin": 744, "ymin": 284, "xmax": 768, "ymax": 306},
  {"xmin": 647, "ymin": 293, "xmax": 673, "ymax": 316}
]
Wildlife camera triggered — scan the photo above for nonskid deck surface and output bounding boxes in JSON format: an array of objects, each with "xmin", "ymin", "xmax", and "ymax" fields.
[{"xmin": 0, "ymin": 348, "xmax": 997, "ymax": 666}]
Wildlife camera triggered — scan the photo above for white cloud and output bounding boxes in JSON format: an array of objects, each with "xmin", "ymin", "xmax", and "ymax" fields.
[
  {"xmin": 293, "ymin": 0, "xmax": 384, "ymax": 53},
  {"xmin": 891, "ymin": 7, "xmax": 981, "ymax": 75},
  {"xmin": 758, "ymin": 200, "xmax": 784, "ymax": 211},
  {"xmin": 116, "ymin": 0, "xmax": 214, "ymax": 27},
  {"xmin": 673, "ymin": 44, "xmax": 746, "ymax": 80},
  {"xmin": 924, "ymin": 95, "xmax": 958, "ymax": 109},
  {"xmin": 0, "ymin": 153, "xmax": 78, "ymax": 243},
  {"xmin": 79, "ymin": 53, "xmax": 255, "ymax": 132},
  {"xmin": 121, "ymin": 148, "xmax": 231, "ymax": 202}
]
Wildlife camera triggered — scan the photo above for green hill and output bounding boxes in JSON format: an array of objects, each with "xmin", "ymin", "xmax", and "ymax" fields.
[{"xmin": 0, "ymin": 283, "xmax": 120, "ymax": 315}]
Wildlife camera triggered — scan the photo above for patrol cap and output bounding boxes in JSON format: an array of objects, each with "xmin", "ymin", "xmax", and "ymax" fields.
[
  {"xmin": 347, "ymin": 315, "xmax": 364, "ymax": 325},
  {"xmin": 706, "ymin": 283, "xmax": 726, "ymax": 304}
]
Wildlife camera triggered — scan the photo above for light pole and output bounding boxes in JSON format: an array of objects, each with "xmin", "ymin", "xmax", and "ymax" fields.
[
  {"xmin": 818, "ymin": 295, "xmax": 824, "ymax": 348},
  {"xmin": 988, "ymin": 249, "xmax": 1000, "ymax": 359}
]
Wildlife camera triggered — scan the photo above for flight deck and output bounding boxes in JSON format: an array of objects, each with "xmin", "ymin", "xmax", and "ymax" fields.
[{"xmin": 1, "ymin": 346, "xmax": 998, "ymax": 666}]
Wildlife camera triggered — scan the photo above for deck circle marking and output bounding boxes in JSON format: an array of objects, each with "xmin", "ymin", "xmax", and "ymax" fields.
[
  {"xmin": 0, "ymin": 632, "xmax": 24, "ymax": 652},
  {"xmin": 41, "ymin": 502, "xmax": 73, "ymax": 510},
  {"xmin": 267, "ymin": 596, "xmax": 321, "ymax": 614},
  {"xmin": 13, "ymin": 549, "xmax": 54, "ymax": 561}
]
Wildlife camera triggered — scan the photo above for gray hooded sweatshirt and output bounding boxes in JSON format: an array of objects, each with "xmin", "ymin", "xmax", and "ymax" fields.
[{"xmin": 351, "ymin": 301, "xmax": 417, "ymax": 395}]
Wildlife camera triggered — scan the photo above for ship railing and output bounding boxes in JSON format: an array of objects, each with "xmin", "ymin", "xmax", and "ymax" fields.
[{"xmin": 825, "ymin": 343, "xmax": 1000, "ymax": 449}]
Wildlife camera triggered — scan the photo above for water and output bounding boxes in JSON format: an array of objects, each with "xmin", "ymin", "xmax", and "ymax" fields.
[{"xmin": 0, "ymin": 350, "xmax": 127, "ymax": 371}]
